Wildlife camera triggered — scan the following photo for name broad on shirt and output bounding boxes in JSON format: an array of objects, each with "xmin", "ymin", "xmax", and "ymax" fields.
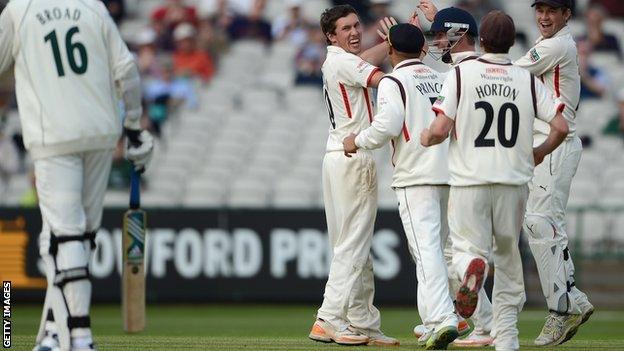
[{"xmin": 36, "ymin": 7, "xmax": 81, "ymax": 26}]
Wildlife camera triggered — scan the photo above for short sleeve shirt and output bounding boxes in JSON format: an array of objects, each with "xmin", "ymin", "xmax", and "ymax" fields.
[{"xmin": 321, "ymin": 45, "xmax": 381, "ymax": 151}]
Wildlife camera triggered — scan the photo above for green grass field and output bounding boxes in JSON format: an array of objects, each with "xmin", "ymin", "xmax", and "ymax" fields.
[{"xmin": 7, "ymin": 304, "xmax": 624, "ymax": 350}]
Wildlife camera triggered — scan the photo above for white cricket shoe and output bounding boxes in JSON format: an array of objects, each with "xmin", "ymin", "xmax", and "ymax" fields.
[
  {"xmin": 534, "ymin": 312, "xmax": 582, "ymax": 346},
  {"xmin": 453, "ymin": 330, "xmax": 495, "ymax": 347},
  {"xmin": 71, "ymin": 336, "xmax": 96, "ymax": 351},
  {"xmin": 32, "ymin": 330, "xmax": 60, "ymax": 351},
  {"xmin": 351, "ymin": 327, "xmax": 400, "ymax": 346},
  {"xmin": 577, "ymin": 295, "xmax": 595, "ymax": 325},
  {"xmin": 308, "ymin": 319, "xmax": 369, "ymax": 345},
  {"xmin": 424, "ymin": 314, "xmax": 459, "ymax": 350},
  {"xmin": 425, "ymin": 326, "xmax": 458, "ymax": 350},
  {"xmin": 414, "ymin": 317, "xmax": 471, "ymax": 339},
  {"xmin": 560, "ymin": 293, "xmax": 594, "ymax": 344}
]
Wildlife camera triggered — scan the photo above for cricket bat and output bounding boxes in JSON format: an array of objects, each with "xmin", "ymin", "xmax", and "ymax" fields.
[{"xmin": 122, "ymin": 169, "xmax": 146, "ymax": 332}]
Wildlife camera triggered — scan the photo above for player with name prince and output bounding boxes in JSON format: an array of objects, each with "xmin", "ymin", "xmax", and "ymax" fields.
[{"xmin": 343, "ymin": 23, "xmax": 459, "ymax": 350}]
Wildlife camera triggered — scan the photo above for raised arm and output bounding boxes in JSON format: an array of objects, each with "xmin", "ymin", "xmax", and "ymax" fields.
[
  {"xmin": 359, "ymin": 42, "xmax": 389, "ymax": 68},
  {"xmin": 360, "ymin": 16, "xmax": 395, "ymax": 68}
]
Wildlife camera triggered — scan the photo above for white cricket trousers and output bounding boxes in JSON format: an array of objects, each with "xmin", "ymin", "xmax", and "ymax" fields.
[
  {"xmin": 525, "ymin": 136, "xmax": 587, "ymax": 313},
  {"xmin": 449, "ymin": 184, "xmax": 528, "ymax": 351},
  {"xmin": 443, "ymin": 205, "xmax": 493, "ymax": 335},
  {"xmin": 395, "ymin": 185, "xmax": 457, "ymax": 331},
  {"xmin": 317, "ymin": 150, "xmax": 380, "ymax": 332},
  {"xmin": 34, "ymin": 149, "xmax": 113, "ymax": 350}
]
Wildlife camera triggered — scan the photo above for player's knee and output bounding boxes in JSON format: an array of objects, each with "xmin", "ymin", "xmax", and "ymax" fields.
[
  {"xmin": 524, "ymin": 215, "xmax": 556, "ymax": 240},
  {"xmin": 48, "ymin": 232, "xmax": 92, "ymax": 272},
  {"xmin": 56, "ymin": 241, "xmax": 89, "ymax": 270}
]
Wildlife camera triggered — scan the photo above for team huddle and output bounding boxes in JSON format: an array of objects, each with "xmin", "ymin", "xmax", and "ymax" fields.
[{"xmin": 311, "ymin": 0, "xmax": 593, "ymax": 350}]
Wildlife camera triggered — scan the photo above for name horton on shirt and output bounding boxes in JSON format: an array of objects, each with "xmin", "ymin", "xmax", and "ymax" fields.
[{"xmin": 0, "ymin": 208, "xmax": 423, "ymax": 303}]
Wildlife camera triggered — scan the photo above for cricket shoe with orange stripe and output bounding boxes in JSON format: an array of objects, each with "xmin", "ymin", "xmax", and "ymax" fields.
[
  {"xmin": 455, "ymin": 258, "xmax": 487, "ymax": 319},
  {"xmin": 308, "ymin": 319, "xmax": 369, "ymax": 345}
]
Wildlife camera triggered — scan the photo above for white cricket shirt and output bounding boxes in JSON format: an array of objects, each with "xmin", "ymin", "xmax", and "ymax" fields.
[
  {"xmin": 434, "ymin": 53, "xmax": 564, "ymax": 186},
  {"xmin": 322, "ymin": 45, "xmax": 381, "ymax": 152},
  {"xmin": 356, "ymin": 59, "xmax": 448, "ymax": 187},
  {"xmin": 451, "ymin": 51, "xmax": 479, "ymax": 66},
  {"xmin": 0, "ymin": 0, "xmax": 138, "ymax": 158},
  {"xmin": 515, "ymin": 25, "xmax": 579, "ymax": 138}
]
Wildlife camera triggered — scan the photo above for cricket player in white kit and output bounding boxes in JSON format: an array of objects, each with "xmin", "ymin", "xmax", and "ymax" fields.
[
  {"xmin": 0, "ymin": 0, "xmax": 153, "ymax": 349},
  {"xmin": 421, "ymin": 11, "xmax": 569, "ymax": 351},
  {"xmin": 514, "ymin": 0, "xmax": 594, "ymax": 345},
  {"xmin": 419, "ymin": 6, "xmax": 495, "ymax": 347},
  {"xmin": 343, "ymin": 23, "xmax": 459, "ymax": 350},
  {"xmin": 308, "ymin": 5, "xmax": 397, "ymax": 346}
]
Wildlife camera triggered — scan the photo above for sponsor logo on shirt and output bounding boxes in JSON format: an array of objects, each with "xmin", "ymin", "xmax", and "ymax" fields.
[
  {"xmin": 485, "ymin": 67, "xmax": 508, "ymax": 75},
  {"xmin": 435, "ymin": 95, "xmax": 445, "ymax": 104},
  {"xmin": 530, "ymin": 48, "xmax": 541, "ymax": 62}
]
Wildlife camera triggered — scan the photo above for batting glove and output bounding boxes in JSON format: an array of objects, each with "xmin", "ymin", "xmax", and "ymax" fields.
[{"xmin": 125, "ymin": 129, "xmax": 154, "ymax": 173}]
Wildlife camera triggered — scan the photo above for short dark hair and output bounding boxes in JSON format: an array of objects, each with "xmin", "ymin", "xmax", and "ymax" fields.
[
  {"xmin": 320, "ymin": 5, "xmax": 358, "ymax": 45},
  {"xmin": 479, "ymin": 10, "xmax": 515, "ymax": 54}
]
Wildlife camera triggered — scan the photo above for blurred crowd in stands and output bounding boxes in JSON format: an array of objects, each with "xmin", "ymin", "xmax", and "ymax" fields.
[
  {"xmin": 117, "ymin": 0, "xmax": 624, "ymax": 144},
  {"xmin": 0, "ymin": 0, "xmax": 623, "ymax": 204}
]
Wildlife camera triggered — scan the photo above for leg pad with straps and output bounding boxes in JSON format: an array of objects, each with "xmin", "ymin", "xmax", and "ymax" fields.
[
  {"xmin": 68, "ymin": 316, "xmax": 91, "ymax": 329},
  {"xmin": 54, "ymin": 267, "xmax": 90, "ymax": 287}
]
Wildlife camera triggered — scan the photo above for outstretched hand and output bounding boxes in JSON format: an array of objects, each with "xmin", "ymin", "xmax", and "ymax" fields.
[
  {"xmin": 376, "ymin": 16, "xmax": 398, "ymax": 41},
  {"xmin": 418, "ymin": 0, "xmax": 438, "ymax": 22}
]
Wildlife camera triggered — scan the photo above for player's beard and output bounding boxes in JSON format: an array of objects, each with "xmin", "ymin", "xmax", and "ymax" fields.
[{"xmin": 442, "ymin": 51, "xmax": 453, "ymax": 64}]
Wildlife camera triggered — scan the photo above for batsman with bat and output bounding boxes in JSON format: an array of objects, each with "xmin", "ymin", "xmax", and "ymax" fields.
[{"xmin": 0, "ymin": 0, "xmax": 154, "ymax": 349}]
